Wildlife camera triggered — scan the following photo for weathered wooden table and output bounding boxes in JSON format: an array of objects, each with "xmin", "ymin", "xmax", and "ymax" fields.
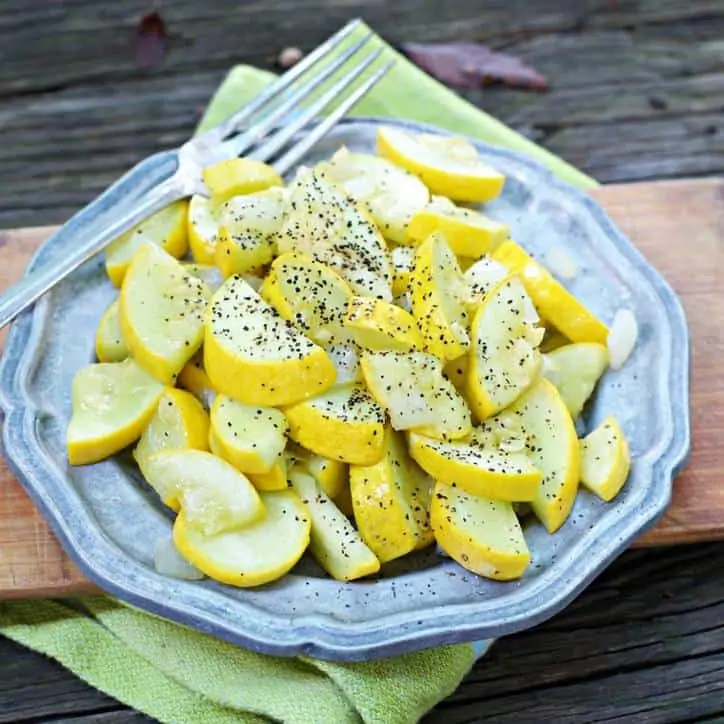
[{"xmin": 2, "ymin": 2, "xmax": 724, "ymax": 722}]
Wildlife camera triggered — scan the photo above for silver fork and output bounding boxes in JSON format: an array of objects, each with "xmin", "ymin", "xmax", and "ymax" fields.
[{"xmin": 0, "ymin": 19, "xmax": 393, "ymax": 329}]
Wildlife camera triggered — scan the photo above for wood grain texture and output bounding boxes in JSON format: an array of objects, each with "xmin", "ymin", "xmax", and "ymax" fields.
[
  {"xmin": 1, "ymin": 2, "xmax": 724, "ymax": 722},
  {"xmin": 0, "ymin": 177, "xmax": 715, "ymax": 599},
  {"xmin": 426, "ymin": 541, "xmax": 724, "ymax": 723},
  {"xmin": 5, "ymin": 542, "xmax": 724, "ymax": 724},
  {"xmin": 0, "ymin": 636, "xmax": 121, "ymax": 723},
  {"xmin": 594, "ymin": 179, "xmax": 724, "ymax": 546},
  {"xmin": 2, "ymin": 1, "xmax": 724, "ymax": 226},
  {"xmin": 0, "ymin": 229, "xmax": 97, "ymax": 599}
]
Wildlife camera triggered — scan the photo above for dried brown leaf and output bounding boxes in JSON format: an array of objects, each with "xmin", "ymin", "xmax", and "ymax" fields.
[
  {"xmin": 136, "ymin": 11, "xmax": 168, "ymax": 69},
  {"xmin": 403, "ymin": 42, "xmax": 548, "ymax": 92}
]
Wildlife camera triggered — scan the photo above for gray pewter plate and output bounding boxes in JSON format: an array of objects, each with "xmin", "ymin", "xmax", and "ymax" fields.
[{"xmin": 0, "ymin": 118, "xmax": 690, "ymax": 661}]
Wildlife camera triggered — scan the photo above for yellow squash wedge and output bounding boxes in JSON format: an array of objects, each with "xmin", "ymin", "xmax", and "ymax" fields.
[
  {"xmin": 142, "ymin": 449, "xmax": 264, "ymax": 535},
  {"xmin": 492, "ymin": 240, "xmax": 609, "ymax": 344},
  {"xmin": 361, "ymin": 350, "xmax": 472, "ymax": 441},
  {"xmin": 105, "ymin": 200, "xmax": 188, "ymax": 287},
  {"xmin": 390, "ymin": 245, "xmax": 415, "ymax": 296},
  {"xmin": 408, "ymin": 195, "xmax": 509, "ymax": 258},
  {"xmin": 67, "ymin": 358, "xmax": 164, "ymax": 466},
  {"xmin": 134, "ymin": 388, "xmax": 210, "ymax": 488},
  {"xmin": 205, "ymin": 414, "xmax": 286, "ymax": 492},
  {"xmin": 119, "ymin": 243, "xmax": 211, "ymax": 384},
  {"xmin": 187, "ymin": 194, "xmax": 220, "ymax": 264},
  {"xmin": 95, "ymin": 299, "xmax": 128, "ymax": 363},
  {"xmin": 202, "ymin": 157, "xmax": 283, "ymax": 205},
  {"xmin": 544, "ymin": 343, "xmax": 609, "ymax": 419},
  {"xmin": 410, "ymin": 232, "xmax": 470, "ymax": 361},
  {"xmin": 321, "ymin": 147, "xmax": 429, "ymax": 243},
  {"xmin": 490, "ymin": 379, "xmax": 580, "ymax": 533},
  {"xmin": 350, "ymin": 427, "xmax": 433, "ymax": 562},
  {"xmin": 277, "ymin": 167, "xmax": 392, "ymax": 301},
  {"xmin": 261, "ymin": 252, "xmax": 354, "ymax": 346},
  {"xmin": 173, "ymin": 489, "xmax": 309, "ymax": 588},
  {"xmin": 431, "ymin": 481, "xmax": 530, "ymax": 581},
  {"xmin": 215, "ymin": 187, "xmax": 288, "ymax": 278},
  {"xmin": 377, "ymin": 126, "xmax": 505, "ymax": 203},
  {"xmin": 290, "ymin": 468, "xmax": 380, "ymax": 581},
  {"xmin": 463, "ymin": 257, "xmax": 510, "ymax": 307},
  {"xmin": 204, "ymin": 275, "xmax": 336, "ymax": 406},
  {"xmin": 345, "ymin": 296, "xmax": 424, "ymax": 352},
  {"xmin": 408, "ymin": 431, "xmax": 542, "ymax": 502},
  {"xmin": 466, "ymin": 275, "xmax": 544, "ymax": 420},
  {"xmin": 209, "ymin": 395, "xmax": 288, "ymax": 474},
  {"xmin": 284, "ymin": 383, "xmax": 386, "ymax": 465},
  {"xmin": 579, "ymin": 416, "xmax": 630, "ymax": 502}
]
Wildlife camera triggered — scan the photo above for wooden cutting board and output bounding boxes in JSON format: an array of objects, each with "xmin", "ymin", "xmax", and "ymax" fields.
[{"xmin": 0, "ymin": 178, "xmax": 721, "ymax": 600}]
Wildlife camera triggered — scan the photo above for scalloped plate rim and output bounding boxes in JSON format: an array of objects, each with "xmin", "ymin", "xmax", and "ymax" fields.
[{"xmin": 0, "ymin": 116, "xmax": 691, "ymax": 661}]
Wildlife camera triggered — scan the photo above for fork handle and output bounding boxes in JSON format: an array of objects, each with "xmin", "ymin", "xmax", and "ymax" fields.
[{"xmin": 0, "ymin": 150, "xmax": 185, "ymax": 330}]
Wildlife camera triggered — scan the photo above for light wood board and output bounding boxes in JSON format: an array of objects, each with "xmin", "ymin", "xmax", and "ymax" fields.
[{"xmin": 0, "ymin": 177, "xmax": 720, "ymax": 598}]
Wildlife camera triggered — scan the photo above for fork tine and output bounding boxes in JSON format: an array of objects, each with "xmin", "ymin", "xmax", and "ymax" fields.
[
  {"xmin": 226, "ymin": 31, "xmax": 373, "ymax": 158},
  {"xmin": 250, "ymin": 52, "xmax": 389, "ymax": 171},
  {"xmin": 272, "ymin": 60, "xmax": 394, "ymax": 176},
  {"xmin": 271, "ymin": 60, "xmax": 394, "ymax": 177},
  {"xmin": 201, "ymin": 18, "xmax": 362, "ymax": 143}
]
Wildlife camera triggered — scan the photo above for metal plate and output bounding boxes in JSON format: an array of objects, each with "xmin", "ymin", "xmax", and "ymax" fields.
[{"xmin": 0, "ymin": 118, "xmax": 690, "ymax": 661}]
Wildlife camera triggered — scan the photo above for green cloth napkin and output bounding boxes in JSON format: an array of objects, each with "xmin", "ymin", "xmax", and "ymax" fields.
[{"xmin": 0, "ymin": 22, "xmax": 596, "ymax": 724}]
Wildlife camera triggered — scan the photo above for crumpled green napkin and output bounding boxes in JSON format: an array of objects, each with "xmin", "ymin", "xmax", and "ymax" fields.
[
  {"xmin": 0, "ymin": 22, "xmax": 596, "ymax": 724},
  {"xmin": 197, "ymin": 30, "xmax": 595, "ymax": 190}
]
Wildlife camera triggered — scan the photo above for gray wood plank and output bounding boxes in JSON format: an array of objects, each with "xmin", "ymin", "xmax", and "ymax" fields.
[
  {"xmin": 2, "ymin": 545, "xmax": 724, "ymax": 723},
  {"xmin": 0, "ymin": 0, "xmax": 724, "ymax": 224},
  {"xmin": 428, "ymin": 658, "xmax": 724, "ymax": 723},
  {"xmin": 0, "ymin": 637, "xmax": 123, "ymax": 722},
  {"xmin": 47, "ymin": 714, "xmax": 151, "ymax": 724}
]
